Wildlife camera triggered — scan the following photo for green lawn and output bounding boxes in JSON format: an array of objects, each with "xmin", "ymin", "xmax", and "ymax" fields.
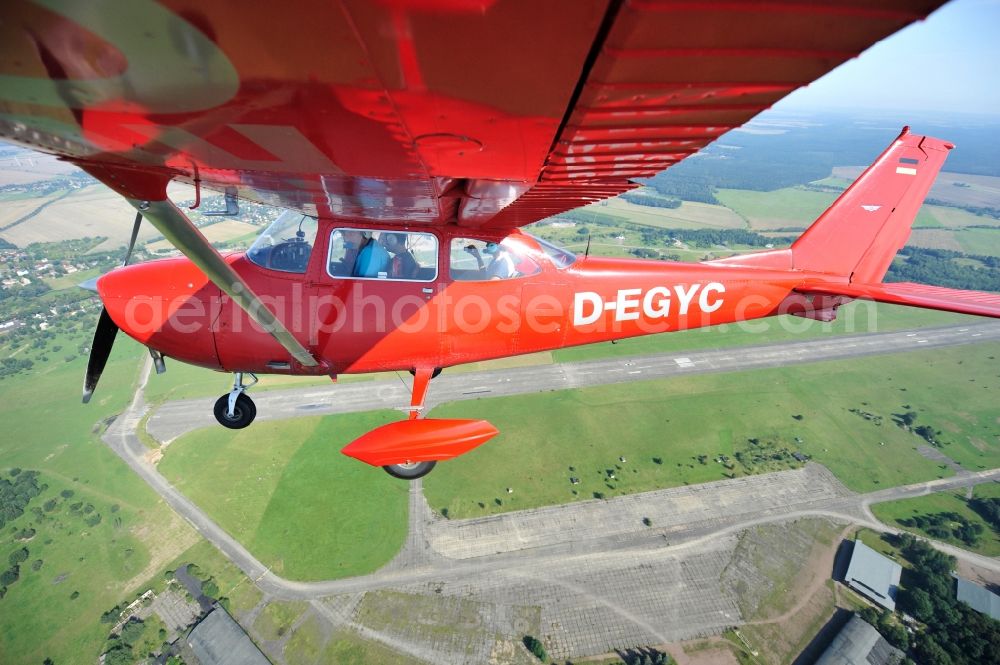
[
  {"xmin": 158, "ymin": 411, "xmax": 410, "ymax": 580},
  {"xmin": 424, "ymin": 342, "xmax": 1000, "ymax": 518},
  {"xmin": 0, "ymin": 337, "xmax": 189, "ymax": 665},
  {"xmin": 870, "ymin": 483, "xmax": 1000, "ymax": 556}
]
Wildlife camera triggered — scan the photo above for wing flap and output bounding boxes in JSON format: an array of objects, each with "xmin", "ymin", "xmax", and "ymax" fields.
[{"xmin": 798, "ymin": 282, "xmax": 1000, "ymax": 319}]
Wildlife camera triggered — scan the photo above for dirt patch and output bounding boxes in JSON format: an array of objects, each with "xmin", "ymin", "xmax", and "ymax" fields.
[
  {"xmin": 673, "ymin": 638, "xmax": 741, "ymax": 665},
  {"xmin": 122, "ymin": 510, "xmax": 200, "ymax": 593},
  {"xmin": 955, "ymin": 559, "xmax": 1000, "ymax": 588}
]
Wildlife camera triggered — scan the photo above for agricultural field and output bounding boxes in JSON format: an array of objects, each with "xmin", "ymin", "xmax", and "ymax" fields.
[
  {"xmin": 833, "ymin": 167, "xmax": 1000, "ymax": 209},
  {"xmin": 157, "ymin": 410, "xmax": 410, "ymax": 580},
  {"xmin": 597, "ymin": 197, "xmax": 747, "ymax": 230},
  {"xmin": 0, "ymin": 184, "xmax": 149, "ymax": 249},
  {"xmin": 714, "ymin": 187, "xmax": 838, "ymax": 230},
  {"xmin": 145, "ymin": 219, "xmax": 259, "ymax": 254},
  {"xmin": 870, "ymin": 482, "xmax": 1000, "ymax": 557},
  {"xmin": 0, "ymin": 152, "xmax": 79, "ymax": 185},
  {"xmin": 420, "ymin": 340, "xmax": 1000, "ymax": 518}
]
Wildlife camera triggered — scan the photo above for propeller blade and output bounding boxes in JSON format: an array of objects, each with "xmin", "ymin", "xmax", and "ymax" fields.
[
  {"xmin": 82, "ymin": 308, "xmax": 120, "ymax": 404},
  {"xmin": 122, "ymin": 211, "xmax": 142, "ymax": 267}
]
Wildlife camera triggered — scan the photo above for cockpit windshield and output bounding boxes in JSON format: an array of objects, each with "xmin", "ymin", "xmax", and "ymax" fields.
[{"xmin": 246, "ymin": 211, "xmax": 318, "ymax": 273}]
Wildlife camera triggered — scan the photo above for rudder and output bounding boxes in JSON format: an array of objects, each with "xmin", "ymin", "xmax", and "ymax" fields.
[{"xmin": 790, "ymin": 127, "xmax": 953, "ymax": 283}]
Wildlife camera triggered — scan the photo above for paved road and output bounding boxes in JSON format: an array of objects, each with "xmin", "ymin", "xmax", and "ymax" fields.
[
  {"xmin": 104, "ymin": 324, "xmax": 1000, "ymax": 661},
  {"xmin": 147, "ymin": 320, "xmax": 1000, "ymax": 442}
]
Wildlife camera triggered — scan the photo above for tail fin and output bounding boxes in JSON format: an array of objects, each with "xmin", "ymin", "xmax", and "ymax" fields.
[{"xmin": 791, "ymin": 127, "xmax": 953, "ymax": 283}]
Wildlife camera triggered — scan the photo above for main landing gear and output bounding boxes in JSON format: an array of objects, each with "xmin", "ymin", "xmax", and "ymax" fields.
[
  {"xmin": 213, "ymin": 372, "xmax": 258, "ymax": 429},
  {"xmin": 381, "ymin": 366, "xmax": 438, "ymax": 480},
  {"xmin": 383, "ymin": 459, "xmax": 437, "ymax": 480}
]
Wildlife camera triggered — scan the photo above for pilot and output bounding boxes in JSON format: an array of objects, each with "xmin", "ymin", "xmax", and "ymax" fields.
[
  {"xmin": 344, "ymin": 230, "xmax": 389, "ymax": 278},
  {"xmin": 381, "ymin": 232, "xmax": 419, "ymax": 279},
  {"xmin": 466, "ymin": 241, "xmax": 517, "ymax": 279}
]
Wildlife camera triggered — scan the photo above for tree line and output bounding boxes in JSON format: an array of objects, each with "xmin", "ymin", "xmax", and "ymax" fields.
[
  {"xmin": 893, "ymin": 533, "xmax": 1000, "ymax": 665},
  {"xmin": 887, "ymin": 247, "xmax": 1000, "ymax": 292}
]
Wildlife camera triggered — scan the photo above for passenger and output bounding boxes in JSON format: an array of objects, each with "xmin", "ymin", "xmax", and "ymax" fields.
[
  {"xmin": 351, "ymin": 230, "xmax": 390, "ymax": 278},
  {"xmin": 382, "ymin": 232, "xmax": 419, "ymax": 279},
  {"xmin": 466, "ymin": 241, "xmax": 517, "ymax": 279},
  {"xmin": 329, "ymin": 229, "xmax": 363, "ymax": 276}
]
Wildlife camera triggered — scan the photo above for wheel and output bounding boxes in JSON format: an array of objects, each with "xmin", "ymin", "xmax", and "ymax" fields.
[
  {"xmin": 382, "ymin": 460, "xmax": 437, "ymax": 480},
  {"xmin": 213, "ymin": 393, "xmax": 257, "ymax": 429}
]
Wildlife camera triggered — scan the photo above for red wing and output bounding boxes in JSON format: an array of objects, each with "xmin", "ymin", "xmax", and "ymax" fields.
[
  {"xmin": 0, "ymin": 0, "xmax": 946, "ymax": 228},
  {"xmin": 799, "ymin": 282, "xmax": 1000, "ymax": 319}
]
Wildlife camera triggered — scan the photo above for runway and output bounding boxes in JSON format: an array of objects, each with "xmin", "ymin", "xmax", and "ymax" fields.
[{"xmin": 147, "ymin": 320, "xmax": 1000, "ymax": 443}]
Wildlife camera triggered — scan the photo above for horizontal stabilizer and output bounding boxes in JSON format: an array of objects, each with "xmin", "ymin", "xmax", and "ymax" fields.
[{"xmin": 797, "ymin": 282, "xmax": 1000, "ymax": 318}]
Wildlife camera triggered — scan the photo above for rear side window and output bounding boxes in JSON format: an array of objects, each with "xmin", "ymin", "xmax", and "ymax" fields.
[{"xmin": 327, "ymin": 229, "xmax": 437, "ymax": 281}]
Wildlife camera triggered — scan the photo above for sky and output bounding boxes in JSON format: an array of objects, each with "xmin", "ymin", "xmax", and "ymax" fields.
[{"xmin": 777, "ymin": 0, "xmax": 1000, "ymax": 116}]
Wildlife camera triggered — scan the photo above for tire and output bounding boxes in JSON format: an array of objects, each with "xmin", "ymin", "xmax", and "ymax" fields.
[
  {"xmin": 213, "ymin": 393, "xmax": 257, "ymax": 429},
  {"xmin": 382, "ymin": 460, "xmax": 437, "ymax": 480}
]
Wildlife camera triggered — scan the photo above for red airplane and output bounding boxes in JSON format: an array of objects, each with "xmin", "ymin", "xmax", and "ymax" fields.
[{"xmin": 3, "ymin": 1, "xmax": 999, "ymax": 479}]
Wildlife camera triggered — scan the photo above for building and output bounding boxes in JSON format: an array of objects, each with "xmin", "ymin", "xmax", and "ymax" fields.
[
  {"xmin": 955, "ymin": 576, "xmax": 1000, "ymax": 620},
  {"xmin": 814, "ymin": 614, "xmax": 905, "ymax": 665},
  {"xmin": 843, "ymin": 540, "xmax": 902, "ymax": 611},
  {"xmin": 185, "ymin": 607, "xmax": 270, "ymax": 665}
]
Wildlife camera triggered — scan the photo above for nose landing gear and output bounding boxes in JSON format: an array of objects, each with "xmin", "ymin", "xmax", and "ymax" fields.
[{"xmin": 213, "ymin": 372, "xmax": 258, "ymax": 429}]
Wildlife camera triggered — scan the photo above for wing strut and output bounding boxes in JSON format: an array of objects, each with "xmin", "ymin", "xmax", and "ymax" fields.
[{"xmin": 128, "ymin": 199, "xmax": 319, "ymax": 367}]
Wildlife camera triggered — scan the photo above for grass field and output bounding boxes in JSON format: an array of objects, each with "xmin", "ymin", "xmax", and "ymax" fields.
[
  {"xmin": 0, "ymin": 337, "xmax": 206, "ymax": 665},
  {"xmin": 715, "ymin": 188, "xmax": 837, "ymax": 230},
  {"xmin": 954, "ymin": 227, "xmax": 1000, "ymax": 256},
  {"xmin": 924, "ymin": 205, "xmax": 1000, "ymax": 229},
  {"xmin": 320, "ymin": 629, "xmax": 417, "ymax": 665},
  {"xmin": 423, "ymin": 342, "xmax": 1000, "ymax": 519},
  {"xmin": 906, "ymin": 228, "xmax": 964, "ymax": 252},
  {"xmin": 716, "ymin": 186, "xmax": 948, "ymax": 233},
  {"xmin": 157, "ymin": 411, "xmax": 410, "ymax": 580},
  {"xmin": 870, "ymin": 483, "xmax": 1000, "ymax": 557}
]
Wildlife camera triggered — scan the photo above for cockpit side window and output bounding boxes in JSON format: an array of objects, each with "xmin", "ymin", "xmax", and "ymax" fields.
[
  {"xmin": 449, "ymin": 237, "xmax": 541, "ymax": 281},
  {"xmin": 246, "ymin": 212, "xmax": 318, "ymax": 273},
  {"xmin": 327, "ymin": 229, "xmax": 438, "ymax": 281}
]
